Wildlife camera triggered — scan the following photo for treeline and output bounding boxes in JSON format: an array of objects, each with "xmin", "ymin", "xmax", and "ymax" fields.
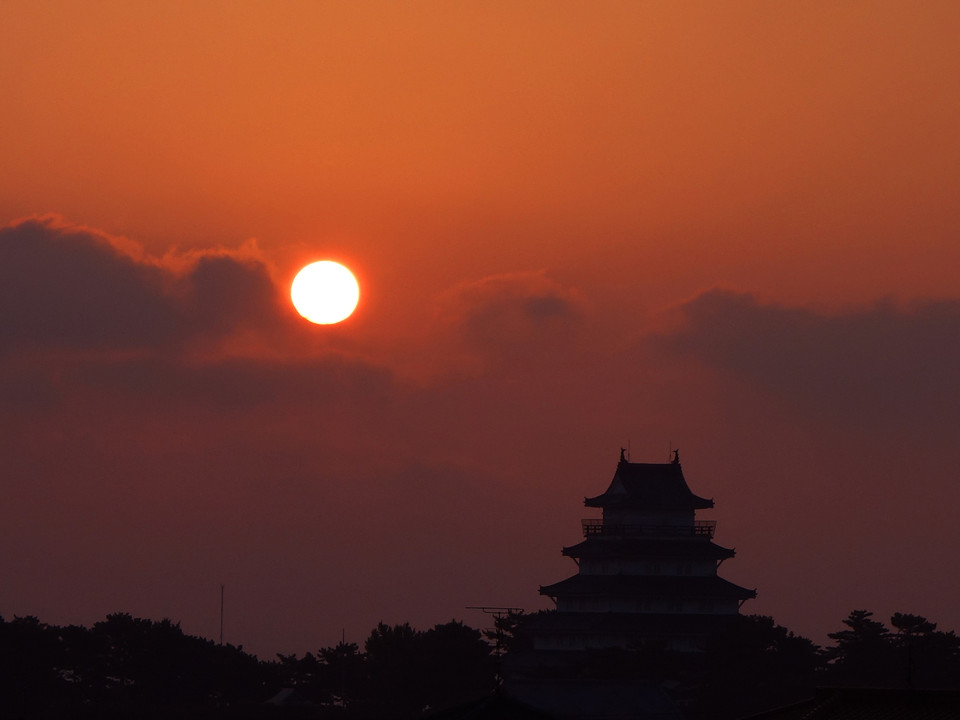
[
  {"xmin": 687, "ymin": 610, "xmax": 960, "ymax": 718},
  {"xmin": 2, "ymin": 609, "xmax": 960, "ymax": 719},
  {"xmin": 0, "ymin": 613, "xmax": 493, "ymax": 719},
  {"xmin": 0, "ymin": 613, "xmax": 268, "ymax": 718},
  {"xmin": 274, "ymin": 620, "xmax": 494, "ymax": 715}
]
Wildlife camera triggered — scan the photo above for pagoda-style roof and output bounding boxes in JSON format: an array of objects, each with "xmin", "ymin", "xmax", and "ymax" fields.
[
  {"xmin": 562, "ymin": 537, "xmax": 736, "ymax": 561},
  {"xmin": 584, "ymin": 456, "xmax": 713, "ymax": 511},
  {"xmin": 539, "ymin": 574, "xmax": 756, "ymax": 602}
]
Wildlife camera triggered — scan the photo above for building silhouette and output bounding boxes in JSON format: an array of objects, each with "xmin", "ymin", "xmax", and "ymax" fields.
[{"xmin": 533, "ymin": 450, "xmax": 755, "ymax": 652}]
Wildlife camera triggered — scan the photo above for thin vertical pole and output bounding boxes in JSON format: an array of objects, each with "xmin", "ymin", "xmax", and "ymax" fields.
[{"xmin": 219, "ymin": 584, "xmax": 224, "ymax": 646}]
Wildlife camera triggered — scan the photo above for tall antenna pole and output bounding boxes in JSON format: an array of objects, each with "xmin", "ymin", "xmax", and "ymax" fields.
[
  {"xmin": 219, "ymin": 584, "xmax": 224, "ymax": 646},
  {"xmin": 467, "ymin": 606, "xmax": 524, "ymax": 689}
]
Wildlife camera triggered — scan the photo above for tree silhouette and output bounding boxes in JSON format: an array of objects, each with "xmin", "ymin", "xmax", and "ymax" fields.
[
  {"xmin": 0, "ymin": 616, "xmax": 72, "ymax": 715},
  {"xmin": 483, "ymin": 610, "xmax": 540, "ymax": 655},
  {"xmin": 889, "ymin": 612, "xmax": 960, "ymax": 689},
  {"xmin": 317, "ymin": 641, "xmax": 364, "ymax": 707},
  {"xmin": 819, "ymin": 609, "xmax": 960, "ymax": 689},
  {"xmin": 890, "ymin": 613, "xmax": 937, "ymax": 636},
  {"xmin": 363, "ymin": 622, "xmax": 423, "ymax": 717},
  {"xmin": 359, "ymin": 621, "xmax": 495, "ymax": 718},
  {"xmin": 419, "ymin": 621, "xmax": 496, "ymax": 710},
  {"xmin": 688, "ymin": 614, "xmax": 822, "ymax": 720},
  {"xmin": 823, "ymin": 609, "xmax": 896, "ymax": 686}
]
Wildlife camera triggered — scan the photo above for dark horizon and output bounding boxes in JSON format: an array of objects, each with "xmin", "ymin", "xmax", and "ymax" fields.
[{"xmin": 6, "ymin": 605, "xmax": 960, "ymax": 719}]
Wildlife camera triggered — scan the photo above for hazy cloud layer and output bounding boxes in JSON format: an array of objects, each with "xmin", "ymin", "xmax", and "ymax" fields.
[
  {"xmin": 652, "ymin": 288, "xmax": 960, "ymax": 429},
  {"xmin": 438, "ymin": 270, "xmax": 583, "ymax": 372}
]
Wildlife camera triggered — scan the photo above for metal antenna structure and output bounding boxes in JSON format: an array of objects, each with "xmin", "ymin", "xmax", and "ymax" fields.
[{"xmin": 467, "ymin": 606, "xmax": 524, "ymax": 688}]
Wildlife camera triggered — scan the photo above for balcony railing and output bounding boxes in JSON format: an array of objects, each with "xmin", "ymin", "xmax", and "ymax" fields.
[{"xmin": 581, "ymin": 519, "xmax": 716, "ymax": 539}]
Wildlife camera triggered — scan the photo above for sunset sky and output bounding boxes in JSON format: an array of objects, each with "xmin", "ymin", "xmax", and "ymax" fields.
[{"xmin": 3, "ymin": 1, "xmax": 960, "ymax": 657}]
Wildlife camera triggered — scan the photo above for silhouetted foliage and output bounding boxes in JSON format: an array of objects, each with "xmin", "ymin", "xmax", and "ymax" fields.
[
  {"xmin": 484, "ymin": 610, "xmax": 550, "ymax": 656},
  {"xmin": 7, "ymin": 606, "xmax": 960, "ymax": 719},
  {"xmin": 820, "ymin": 610, "xmax": 960, "ymax": 690},
  {"xmin": 317, "ymin": 641, "xmax": 365, "ymax": 706},
  {"xmin": 822, "ymin": 609, "xmax": 900, "ymax": 687},
  {"xmin": 483, "ymin": 610, "xmax": 523, "ymax": 655},
  {"xmin": 891, "ymin": 612, "xmax": 937, "ymax": 636},
  {"xmin": 0, "ymin": 616, "xmax": 70, "ymax": 715},
  {"xmin": 360, "ymin": 621, "xmax": 495, "ymax": 718},
  {"xmin": 0, "ymin": 612, "xmax": 278, "ymax": 719},
  {"xmin": 907, "ymin": 627, "xmax": 960, "ymax": 688},
  {"xmin": 87, "ymin": 612, "xmax": 269, "ymax": 708},
  {"xmin": 363, "ymin": 622, "xmax": 424, "ymax": 716},
  {"xmin": 420, "ymin": 621, "xmax": 496, "ymax": 710},
  {"xmin": 687, "ymin": 614, "xmax": 823, "ymax": 720}
]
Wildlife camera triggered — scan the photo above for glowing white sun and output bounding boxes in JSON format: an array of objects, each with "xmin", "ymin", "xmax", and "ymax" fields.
[{"xmin": 290, "ymin": 261, "xmax": 360, "ymax": 325}]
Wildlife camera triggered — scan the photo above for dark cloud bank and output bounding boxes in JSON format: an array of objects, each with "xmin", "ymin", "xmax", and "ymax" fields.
[
  {"xmin": 654, "ymin": 288, "xmax": 960, "ymax": 430},
  {"xmin": 0, "ymin": 216, "xmax": 284, "ymax": 353},
  {"xmin": 14, "ymin": 215, "xmax": 953, "ymax": 434},
  {"xmin": 0, "ymin": 216, "xmax": 392, "ymax": 410}
]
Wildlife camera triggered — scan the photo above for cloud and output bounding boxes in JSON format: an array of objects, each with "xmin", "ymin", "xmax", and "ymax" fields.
[
  {"xmin": 68, "ymin": 354, "xmax": 395, "ymax": 412},
  {"xmin": 651, "ymin": 288, "xmax": 960, "ymax": 429},
  {"xmin": 0, "ymin": 216, "xmax": 287, "ymax": 355},
  {"xmin": 0, "ymin": 217, "xmax": 176, "ymax": 351},
  {"xmin": 177, "ymin": 253, "xmax": 283, "ymax": 336},
  {"xmin": 437, "ymin": 270, "xmax": 583, "ymax": 371},
  {"xmin": 0, "ymin": 218, "xmax": 408, "ymax": 461}
]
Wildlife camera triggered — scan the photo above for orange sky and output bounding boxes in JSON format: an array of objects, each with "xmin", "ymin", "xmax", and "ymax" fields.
[{"xmin": 2, "ymin": 1, "xmax": 960, "ymax": 656}]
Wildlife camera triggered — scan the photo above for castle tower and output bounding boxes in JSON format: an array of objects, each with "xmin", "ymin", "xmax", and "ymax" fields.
[{"xmin": 535, "ymin": 450, "xmax": 756, "ymax": 652}]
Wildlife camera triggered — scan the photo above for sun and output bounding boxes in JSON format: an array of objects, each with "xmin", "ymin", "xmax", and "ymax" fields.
[{"xmin": 290, "ymin": 261, "xmax": 360, "ymax": 325}]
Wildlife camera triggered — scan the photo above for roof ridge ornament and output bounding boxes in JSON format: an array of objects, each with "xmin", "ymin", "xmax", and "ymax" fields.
[{"xmin": 672, "ymin": 448, "xmax": 680, "ymax": 465}]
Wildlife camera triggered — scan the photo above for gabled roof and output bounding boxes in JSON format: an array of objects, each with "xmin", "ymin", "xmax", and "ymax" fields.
[{"xmin": 584, "ymin": 457, "xmax": 713, "ymax": 511}]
